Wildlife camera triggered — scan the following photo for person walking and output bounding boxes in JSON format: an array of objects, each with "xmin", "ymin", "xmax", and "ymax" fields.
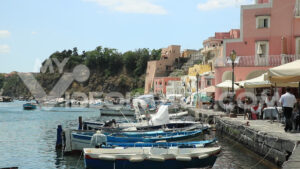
[{"xmin": 279, "ymin": 87, "xmax": 297, "ymax": 132}]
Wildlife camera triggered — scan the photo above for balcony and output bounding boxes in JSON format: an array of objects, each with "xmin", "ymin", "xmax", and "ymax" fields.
[{"xmin": 215, "ymin": 55, "xmax": 300, "ymax": 67}]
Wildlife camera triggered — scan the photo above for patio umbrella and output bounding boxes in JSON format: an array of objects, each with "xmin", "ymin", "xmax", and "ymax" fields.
[
  {"xmin": 201, "ymin": 86, "xmax": 216, "ymax": 93},
  {"xmin": 267, "ymin": 60, "xmax": 300, "ymax": 83},
  {"xmin": 237, "ymin": 73, "xmax": 298, "ymax": 88},
  {"xmin": 216, "ymin": 80, "xmax": 240, "ymax": 90}
]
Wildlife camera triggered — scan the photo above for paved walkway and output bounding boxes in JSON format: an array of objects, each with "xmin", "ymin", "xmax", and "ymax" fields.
[{"xmin": 188, "ymin": 108, "xmax": 300, "ymax": 167}]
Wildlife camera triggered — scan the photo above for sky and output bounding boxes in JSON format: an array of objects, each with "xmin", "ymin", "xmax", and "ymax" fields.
[{"xmin": 0, "ymin": 0, "xmax": 254, "ymax": 73}]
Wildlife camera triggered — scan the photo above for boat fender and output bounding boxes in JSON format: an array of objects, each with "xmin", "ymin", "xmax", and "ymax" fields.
[
  {"xmin": 148, "ymin": 156, "xmax": 165, "ymax": 162},
  {"xmin": 198, "ymin": 154, "xmax": 209, "ymax": 159},
  {"xmin": 98, "ymin": 155, "xmax": 116, "ymax": 161},
  {"xmin": 129, "ymin": 157, "xmax": 145, "ymax": 162},
  {"xmin": 176, "ymin": 156, "xmax": 192, "ymax": 161}
]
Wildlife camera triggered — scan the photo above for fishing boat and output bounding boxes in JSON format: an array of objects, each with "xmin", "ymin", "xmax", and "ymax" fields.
[
  {"xmin": 23, "ymin": 103, "xmax": 37, "ymax": 110},
  {"xmin": 63, "ymin": 129, "xmax": 206, "ymax": 153},
  {"xmin": 101, "ymin": 139, "xmax": 216, "ymax": 148},
  {"xmin": 100, "ymin": 106, "xmax": 135, "ymax": 116},
  {"xmin": 83, "ymin": 146, "xmax": 221, "ymax": 169}
]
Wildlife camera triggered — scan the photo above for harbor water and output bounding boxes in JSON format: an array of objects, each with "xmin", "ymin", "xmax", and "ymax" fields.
[{"xmin": 0, "ymin": 101, "xmax": 279, "ymax": 169}]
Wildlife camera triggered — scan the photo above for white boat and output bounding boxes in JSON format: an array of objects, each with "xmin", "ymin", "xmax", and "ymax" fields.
[{"xmin": 84, "ymin": 146, "xmax": 221, "ymax": 169}]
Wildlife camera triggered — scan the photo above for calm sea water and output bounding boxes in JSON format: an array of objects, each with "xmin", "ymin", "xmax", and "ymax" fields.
[{"xmin": 0, "ymin": 101, "xmax": 279, "ymax": 169}]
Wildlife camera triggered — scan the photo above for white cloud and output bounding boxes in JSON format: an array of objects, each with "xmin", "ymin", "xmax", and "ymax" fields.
[
  {"xmin": 31, "ymin": 31, "xmax": 38, "ymax": 35},
  {"xmin": 84, "ymin": 0, "xmax": 167, "ymax": 15},
  {"xmin": 0, "ymin": 45, "xmax": 10, "ymax": 54},
  {"xmin": 0, "ymin": 30, "xmax": 10, "ymax": 38},
  {"xmin": 197, "ymin": 0, "xmax": 254, "ymax": 11}
]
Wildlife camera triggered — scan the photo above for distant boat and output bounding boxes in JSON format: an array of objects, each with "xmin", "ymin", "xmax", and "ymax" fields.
[
  {"xmin": 83, "ymin": 146, "xmax": 221, "ymax": 169},
  {"xmin": 23, "ymin": 103, "xmax": 37, "ymax": 110},
  {"xmin": 100, "ymin": 106, "xmax": 135, "ymax": 116}
]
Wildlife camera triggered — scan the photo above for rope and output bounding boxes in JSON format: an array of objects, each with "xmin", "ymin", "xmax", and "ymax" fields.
[
  {"xmin": 119, "ymin": 110, "xmax": 130, "ymax": 123},
  {"xmin": 250, "ymin": 137, "xmax": 279, "ymax": 169},
  {"xmin": 76, "ymin": 151, "xmax": 83, "ymax": 169}
]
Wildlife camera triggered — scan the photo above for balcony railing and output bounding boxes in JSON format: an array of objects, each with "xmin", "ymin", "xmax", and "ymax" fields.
[{"xmin": 215, "ymin": 55, "xmax": 300, "ymax": 67}]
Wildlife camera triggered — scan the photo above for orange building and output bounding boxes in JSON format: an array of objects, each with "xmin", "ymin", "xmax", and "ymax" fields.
[{"xmin": 144, "ymin": 45, "xmax": 181, "ymax": 94}]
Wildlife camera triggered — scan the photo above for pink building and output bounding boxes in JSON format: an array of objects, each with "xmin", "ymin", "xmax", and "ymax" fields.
[
  {"xmin": 214, "ymin": 0, "xmax": 300, "ymax": 101},
  {"xmin": 153, "ymin": 77, "xmax": 181, "ymax": 95}
]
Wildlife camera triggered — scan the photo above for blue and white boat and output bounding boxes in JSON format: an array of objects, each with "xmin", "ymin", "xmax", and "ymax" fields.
[
  {"xmin": 83, "ymin": 146, "xmax": 221, "ymax": 169},
  {"xmin": 23, "ymin": 103, "xmax": 37, "ymax": 110},
  {"xmin": 63, "ymin": 129, "xmax": 206, "ymax": 153}
]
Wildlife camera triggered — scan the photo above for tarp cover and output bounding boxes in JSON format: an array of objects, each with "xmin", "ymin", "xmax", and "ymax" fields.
[{"xmin": 149, "ymin": 105, "xmax": 169, "ymax": 126}]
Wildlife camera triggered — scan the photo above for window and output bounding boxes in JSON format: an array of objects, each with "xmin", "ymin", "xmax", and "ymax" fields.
[
  {"xmin": 207, "ymin": 80, "xmax": 212, "ymax": 86},
  {"xmin": 296, "ymin": 37, "xmax": 300, "ymax": 55},
  {"xmin": 295, "ymin": 0, "xmax": 300, "ymax": 17},
  {"xmin": 256, "ymin": 41, "xmax": 269, "ymax": 57},
  {"xmin": 256, "ymin": 16, "xmax": 270, "ymax": 28}
]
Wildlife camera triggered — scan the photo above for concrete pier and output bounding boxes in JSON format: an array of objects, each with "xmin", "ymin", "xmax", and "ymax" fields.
[{"xmin": 188, "ymin": 108, "xmax": 300, "ymax": 167}]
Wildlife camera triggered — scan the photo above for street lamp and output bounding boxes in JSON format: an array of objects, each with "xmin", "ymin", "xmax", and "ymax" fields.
[
  {"xmin": 230, "ymin": 50, "xmax": 237, "ymax": 102},
  {"xmin": 196, "ymin": 73, "xmax": 200, "ymax": 108}
]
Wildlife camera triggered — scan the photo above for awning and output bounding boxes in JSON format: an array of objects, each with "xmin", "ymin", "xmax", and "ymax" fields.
[
  {"xmin": 216, "ymin": 80, "xmax": 240, "ymax": 90},
  {"xmin": 200, "ymin": 86, "xmax": 215, "ymax": 93},
  {"xmin": 267, "ymin": 60, "xmax": 300, "ymax": 83},
  {"xmin": 237, "ymin": 73, "xmax": 299, "ymax": 88}
]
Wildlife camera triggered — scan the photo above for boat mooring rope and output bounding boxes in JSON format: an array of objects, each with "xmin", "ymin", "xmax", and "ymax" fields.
[
  {"xmin": 250, "ymin": 137, "xmax": 279, "ymax": 169},
  {"xmin": 76, "ymin": 151, "xmax": 83, "ymax": 169},
  {"xmin": 119, "ymin": 110, "xmax": 130, "ymax": 123}
]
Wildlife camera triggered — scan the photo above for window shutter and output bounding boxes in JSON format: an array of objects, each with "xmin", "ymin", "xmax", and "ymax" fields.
[
  {"xmin": 257, "ymin": 43, "xmax": 263, "ymax": 55},
  {"xmin": 296, "ymin": 0, "xmax": 300, "ymax": 16},
  {"xmin": 297, "ymin": 39, "xmax": 300, "ymax": 55}
]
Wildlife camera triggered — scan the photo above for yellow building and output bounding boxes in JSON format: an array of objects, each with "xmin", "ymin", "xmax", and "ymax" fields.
[{"xmin": 188, "ymin": 64, "xmax": 211, "ymax": 76}]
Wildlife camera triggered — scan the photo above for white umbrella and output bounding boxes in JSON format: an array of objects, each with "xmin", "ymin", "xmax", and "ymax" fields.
[
  {"xmin": 267, "ymin": 60, "xmax": 300, "ymax": 83},
  {"xmin": 216, "ymin": 80, "xmax": 240, "ymax": 90},
  {"xmin": 200, "ymin": 86, "xmax": 216, "ymax": 93}
]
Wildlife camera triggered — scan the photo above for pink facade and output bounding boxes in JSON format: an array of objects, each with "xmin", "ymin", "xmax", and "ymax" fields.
[
  {"xmin": 199, "ymin": 74, "xmax": 215, "ymax": 90},
  {"xmin": 153, "ymin": 77, "xmax": 181, "ymax": 95},
  {"xmin": 214, "ymin": 0, "xmax": 300, "ymax": 101}
]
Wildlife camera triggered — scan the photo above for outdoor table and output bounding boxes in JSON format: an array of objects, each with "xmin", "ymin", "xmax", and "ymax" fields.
[{"xmin": 263, "ymin": 107, "xmax": 282, "ymax": 120}]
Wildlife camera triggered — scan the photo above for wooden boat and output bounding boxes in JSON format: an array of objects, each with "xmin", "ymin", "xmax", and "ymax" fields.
[
  {"xmin": 110, "ymin": 128, "xmax": 208, "ymax": 138},
  {"xmin": 72, "ymin": 129, "xmax": 203, "ymax": 143},
  {"xmin": 23, "ymin": 103, "xmax": 37, "ymax": 110},
  {"xmin": 102, "ymin": 139, "xmax": 216, "ymax": 148},
  {"xmin": 83, "ymin": 146, "xmax": 221, "ymax": 169},
  {"xmin": 63, "ymin": 129, "xmax": 206, "ymax": 153},
  {"xmin": 100, "ymin": 106, "xmax": 135, "ymax": 116}
]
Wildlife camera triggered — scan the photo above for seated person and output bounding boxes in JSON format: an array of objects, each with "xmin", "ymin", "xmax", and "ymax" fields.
[{"xmin": 250, "ymin": 101, "xmax": 261, "ymax": 120}]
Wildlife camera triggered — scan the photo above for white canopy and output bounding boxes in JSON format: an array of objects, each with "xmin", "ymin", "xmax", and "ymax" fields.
[
  {"xmin": 200, "ymin": 86, "xmax": 215, "ymax": 93},
  {"xmin": 216, "ymin": 80, "xmax": 240, "ymax": 90},
  {"xmin": 267, "ymin": 60, "xmax": 300, "ymax": 83},
  {"xmin": 238, "ymin": 73, "xmax": 298, "ymax": 88}
]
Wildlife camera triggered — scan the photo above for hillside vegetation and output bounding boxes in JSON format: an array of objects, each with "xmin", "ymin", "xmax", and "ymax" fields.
[{"xmin": 1, "ymin": 46, "xmax": 161, "ymax": 98}]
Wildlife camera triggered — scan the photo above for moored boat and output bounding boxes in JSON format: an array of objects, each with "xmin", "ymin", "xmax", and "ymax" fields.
[
  {"xmin": 63, "ymin": 129, "xmax": 207, "ymax": 153},
  {"xmin": 83, "ymin": 146, "xmax": 221, "ymax": 169}
]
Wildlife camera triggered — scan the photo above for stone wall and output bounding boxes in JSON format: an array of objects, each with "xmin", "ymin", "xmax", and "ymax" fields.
[{"xmin": 216, "ymin": 117, "xmax": 296, "ymax": 166}]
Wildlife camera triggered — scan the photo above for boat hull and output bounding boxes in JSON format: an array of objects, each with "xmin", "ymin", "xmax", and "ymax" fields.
[
  {"xmin": 85, "ymin": 156, "xmax": 218, "ymax": 169},
  {"xmin": 84, "ymin": 147, "xmax": 221, "ymax": 169},
  {"xmin": 100, "ymin": 108, "xmax": 135, "ymax": 116}
]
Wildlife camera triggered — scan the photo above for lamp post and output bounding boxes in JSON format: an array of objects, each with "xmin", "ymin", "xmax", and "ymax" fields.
[
  {"xmin": 196, "ymin": 73, "xmax": 199, "ymax": 108},
  {"xmin": 230, "ymin": 50, "xmax": 237, "ymax": 102}
]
